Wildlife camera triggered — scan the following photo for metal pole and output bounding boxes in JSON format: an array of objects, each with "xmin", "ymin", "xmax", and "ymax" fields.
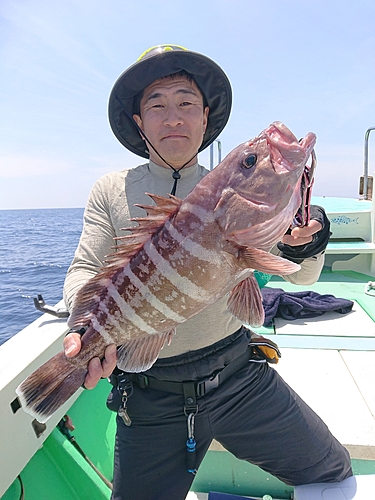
[
  {"xmin": 209, "ymin": 140, "xmax": 222, "ymax": 170},
  {"xmin": 363, "ymin": 127, "xmax": 375, "ymax": 200},
  {"xmin": 217, "ymin": 140, "xmax": 222, "ymax": 164},
  {"xmin": 209, "ymin": 143, "xmax": 214, "ymax": 170}
]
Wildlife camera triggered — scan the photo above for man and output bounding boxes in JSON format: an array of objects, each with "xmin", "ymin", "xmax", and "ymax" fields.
[{"xmin": 64, "ymin": 45, "xmax": 351, "ymax": 500}]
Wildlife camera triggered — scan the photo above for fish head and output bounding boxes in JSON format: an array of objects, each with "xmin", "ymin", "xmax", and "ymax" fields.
[{"xmin": 213, "ymin": 121, "xmax": 316, "ymax": 249}]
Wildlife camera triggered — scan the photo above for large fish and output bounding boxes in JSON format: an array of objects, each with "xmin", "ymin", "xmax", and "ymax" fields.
[{"xmin": 16, "ymin": 122, "xmax": 316, "ymax": 422}]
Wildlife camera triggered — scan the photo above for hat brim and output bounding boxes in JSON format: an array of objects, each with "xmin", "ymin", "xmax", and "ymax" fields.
[{"xmin": 108, "ymin": 50, "xmax": 232, "ymax": 158}]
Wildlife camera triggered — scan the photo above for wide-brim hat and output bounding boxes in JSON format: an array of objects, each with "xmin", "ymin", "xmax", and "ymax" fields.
[{"xmin": 108, "ymin": 45, "xmax": 232, "ymax": 158}]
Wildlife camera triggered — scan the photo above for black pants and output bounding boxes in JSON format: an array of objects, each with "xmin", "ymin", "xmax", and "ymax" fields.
[{"xmin": 110, "ymin": 328, "xmax": 352, "ymax": 500}]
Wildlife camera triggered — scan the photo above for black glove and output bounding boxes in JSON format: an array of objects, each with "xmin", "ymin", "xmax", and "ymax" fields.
[{"xmin": 277, "ymin": 205, "xmax": 331, "ymax": 263}]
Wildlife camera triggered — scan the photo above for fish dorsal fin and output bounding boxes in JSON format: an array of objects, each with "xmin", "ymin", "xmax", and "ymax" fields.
[
  {"xmin": 227, "ymin": 274, "xmax": 264, "ymax": 327},
  {"xmin": 68, "ymin": 194, "xmax": 182, "ymax": 328},
  {"xmin": 135, "ymin": 193, "xmax": 182, "ymax": 218},
  {"xmin": 239, "ymin": 247, "xmax": 300, "ymax": 275},
  {"xmin": 117, "ymin": 329, "xmax": 175, "ymax": 372},
  {"xmin": 104, "ymin": 193, "xmax": 182, "ymax": 269},
  {"xmin": 68, "ymin": 279, "xmax": 107, "ymax": 328}
]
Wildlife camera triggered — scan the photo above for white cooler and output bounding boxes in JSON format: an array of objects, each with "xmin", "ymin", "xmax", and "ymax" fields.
[{"xmin": 294, "ymin": 474, "xmax": 375, "ymax": 499}]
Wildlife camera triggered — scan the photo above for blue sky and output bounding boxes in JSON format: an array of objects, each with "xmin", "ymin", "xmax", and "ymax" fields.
[{"xmin": 1, "ymin": 0, "xmax": 374, "ymax": 209}]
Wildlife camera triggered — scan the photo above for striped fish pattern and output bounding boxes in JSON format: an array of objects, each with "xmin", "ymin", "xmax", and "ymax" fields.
[{"xmin": 16, "ymin": 122, "xmax": 316, "ymax": 422}]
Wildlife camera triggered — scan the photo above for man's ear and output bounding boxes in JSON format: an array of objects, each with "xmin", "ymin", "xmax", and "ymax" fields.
[
  {"xmin": 133, "ymin": 114, "xmax": 145, "ymax": 139},
  {"xmin": 203, "ymin": 106, "xmax": 209, "ymax": 134}
]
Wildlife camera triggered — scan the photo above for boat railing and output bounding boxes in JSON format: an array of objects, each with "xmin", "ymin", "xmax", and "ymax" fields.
[{"xmin": 360, "ymin": 126, "xmax": 375, "ymax": 201}]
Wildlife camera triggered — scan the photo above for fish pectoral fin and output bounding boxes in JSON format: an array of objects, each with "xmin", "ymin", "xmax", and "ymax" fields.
[
  {"xmin": 240, "ymin": 247, "xmax": 300, "ymax": 275},
  {"xmin": 117, "ymin": 330, "xmax": 175, "ymax": 373},
  {"xmin": 227, "ymin": 274, "xmax": 264, "ymax": 327}
]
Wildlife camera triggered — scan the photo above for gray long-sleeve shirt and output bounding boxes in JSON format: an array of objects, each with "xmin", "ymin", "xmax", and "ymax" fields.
[{"xmin": 64, "ymin": 161, "xmax": 324, "ymax": 358}]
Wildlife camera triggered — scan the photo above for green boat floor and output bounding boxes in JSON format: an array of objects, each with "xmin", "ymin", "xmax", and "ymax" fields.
[{"xmin": 2, "ymin": 429, "xmax": 111, "ymax": 500}]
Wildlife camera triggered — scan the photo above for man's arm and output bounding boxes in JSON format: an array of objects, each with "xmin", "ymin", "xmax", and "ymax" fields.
[
  {"xmin": 64, "ymin": 176, "xmax": 120, "ymax": 309},
  {"xmin": 276, "ymin": 205, "xmax": 331, "ymax": 285},
  {"xmin": 64, "ymin": 175, "xmax": 121, "ymax": 387}
]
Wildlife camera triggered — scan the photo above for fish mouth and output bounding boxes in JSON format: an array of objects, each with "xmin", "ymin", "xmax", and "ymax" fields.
[{"xmin": 265, "ymin": 121, "xmax": 316, "ymax": 173}]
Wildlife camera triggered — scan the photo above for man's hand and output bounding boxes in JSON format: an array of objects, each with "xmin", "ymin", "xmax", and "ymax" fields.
[
  {"xmin": 64, "ymin": 333, "xmax": 117, "ymax": 389},
  {"xmin": 281, "ymin": 219, "xmax": 322, "ymax": 247}
]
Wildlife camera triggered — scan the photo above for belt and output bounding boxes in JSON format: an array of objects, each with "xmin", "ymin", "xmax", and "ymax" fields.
[{"xmin": 112, "ymin": 345, "xmax": 253, "ymax": 398}]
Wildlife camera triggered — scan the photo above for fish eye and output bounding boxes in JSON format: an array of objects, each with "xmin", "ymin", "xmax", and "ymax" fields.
[{"xmin": 242, "ymin": 154, "xmax": 257, "ymax": 169}]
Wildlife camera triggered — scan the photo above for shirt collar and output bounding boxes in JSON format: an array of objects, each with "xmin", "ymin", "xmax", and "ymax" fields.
[{"xmin": 148, "ymin": 160, "xmax": 200, "ymax": 180}]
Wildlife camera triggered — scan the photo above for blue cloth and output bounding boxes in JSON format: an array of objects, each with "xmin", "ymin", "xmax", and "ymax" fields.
[{"xmin": 261, "ymin": 287, "xmax": 354, "ymax": 327}]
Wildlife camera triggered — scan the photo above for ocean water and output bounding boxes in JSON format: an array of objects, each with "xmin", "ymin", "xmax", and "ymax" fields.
[{"xmin": 0, "ymin": 208, "xmax": 84, "ymax": 345}]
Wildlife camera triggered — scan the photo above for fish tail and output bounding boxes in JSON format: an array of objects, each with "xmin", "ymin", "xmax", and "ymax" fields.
[{"xmin": 16, "ymin": 351, "xmax": 86, "ymax": 423}]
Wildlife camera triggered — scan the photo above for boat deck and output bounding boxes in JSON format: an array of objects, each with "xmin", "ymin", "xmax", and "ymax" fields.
[
  {"xmin": 254, "ymin": 270, "xmax": 375, "ymax": 461},
  {"xmin": 1, "ymin": 268, "xmax": 375, "ymax": 499}
]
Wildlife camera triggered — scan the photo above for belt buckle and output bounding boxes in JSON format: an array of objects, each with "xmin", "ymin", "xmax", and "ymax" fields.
[
  {"xmin": 196, "ymin": 371, "xmax": 220, "ymax": 397},
  {"xmin": 136, "ymin": 374, "xmax": 149, "ymax": 389}
]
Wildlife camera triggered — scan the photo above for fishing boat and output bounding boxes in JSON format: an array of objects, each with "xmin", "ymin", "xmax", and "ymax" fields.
[{"xmin": 1, "ymin": 129, "xmax": 375, "ymax": 500}]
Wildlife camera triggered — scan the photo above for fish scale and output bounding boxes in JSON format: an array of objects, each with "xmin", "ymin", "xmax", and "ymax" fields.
[
  {"xmin": 16, "ymin": 121, "xmax": 317, "ymax": 422},
  {"xmin": 112, "ymin": 219, "xmax": 225, "ymax": 334}
]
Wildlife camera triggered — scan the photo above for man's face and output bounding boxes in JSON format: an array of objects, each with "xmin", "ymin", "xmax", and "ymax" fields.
[{"xmin": 133, "ymin": 76, "xmax": 209, "ymax": 169}]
